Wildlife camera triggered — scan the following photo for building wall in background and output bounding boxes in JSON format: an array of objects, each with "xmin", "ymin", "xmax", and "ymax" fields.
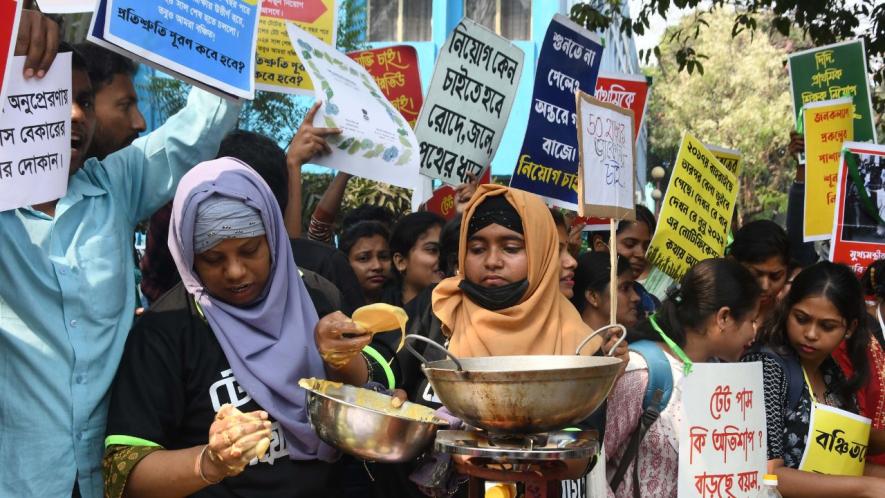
[
  {"xmin": 363, "ymin": 0, "xmax": 649, "ymax": 195},
  {"xmin": 132, "ymin": 0, "xmax": 649, "ymax": 197}
]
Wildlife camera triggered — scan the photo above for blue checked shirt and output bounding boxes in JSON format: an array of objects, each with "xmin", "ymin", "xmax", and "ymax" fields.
[{"xmin": 0, "ymin": 88, "xmax": 239, "ymax": 498}]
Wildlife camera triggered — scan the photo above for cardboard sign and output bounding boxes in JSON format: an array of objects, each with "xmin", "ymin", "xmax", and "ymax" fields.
[
  {"xmin": 706, "ymin": 144, "xmax": 743, "ymax": 178},
  {"xmin": 830, "ymin": 143, "xmax": 885, "ymax": 277},
  {"xmin": 788, "ymin": 39, "xmax": 877, "ymax": 144},
  {"xmin": 349, "ymin": 46, "xmax": 424, "ymax": 128},
  {"xmin": 594, "ymin": 73, "xmax": 649, "ymax": 145},
  {"xmin": 509, "ymin": 14, "xmax": 603, "ymax": 210},
  {"xmin": 255, "ymin": 0, "xmax": 337, "ymax": 94},
  {"xmin": 678, "ymin": 362, "xmax": 768, "ymax": 498},
  {"xmin": 288, "ymin": 24, "xmax": 420, "ymax": 191},
  {"xmin": 803, "ymin": 98, "xmax": 854, "ymax": 241},
  {"xmin": 415, "ymin": 17, "xmax": 524, "ymax": 185},
  {"xmin": 798, "ymin": 403, "xmax": 871, "ymax": 476},
  {"xmin": 1, "ymin": 0, "xmax": 21, "ymax": 108},
  {"xmin": 88, "ymin": 0, "xmax": 261, "ymax": 99},
  {"xmin": 0, "ymin": 53, "xmax": 71, "ymax": 211},
  {"xmin": 34, "ymin": 0, "xmax": 93, "ymax": 13},
  {"xmin": 646, "ymin": 133, "xmax": 738, "ymax": 281},
  {"xmin": 575, "ymin": 91, "xmax": 635, "ymax": 220}
]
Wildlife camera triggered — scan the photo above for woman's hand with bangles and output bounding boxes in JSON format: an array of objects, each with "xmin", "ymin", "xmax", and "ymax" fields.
[{"xmin": 200, "ymin": 404, "xmax": 273, "ymax": 482}]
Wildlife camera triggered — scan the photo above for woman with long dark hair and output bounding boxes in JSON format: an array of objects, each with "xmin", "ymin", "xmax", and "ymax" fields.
[
  {"xmin": 832, "ymin": 260, "xmax": 885, "ymax": 466},
  {"xmin": 589, "ymin": 205, "xmax": 660, "ymax": 315},
  {"xmin": 385, "ymin": 212, "xmax": 446, "ymax": 307},
  {"xmin": 339, "ymin": 221, "xmax": 392, "ymax": 304},
  {"xmin": 571, "ymin": 252, "xmax": 641, "ymax": 331},
  {"xmin": 604, "ymin": 258, "xmax": 761, "ymax": 497},
  {"xmin": 746, "ymin": 261, "xmax": 885, "ymax": 496}
]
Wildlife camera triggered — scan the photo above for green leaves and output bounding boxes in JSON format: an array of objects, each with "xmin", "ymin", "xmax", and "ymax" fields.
[{"xmin": 645, "ymin": 8, "xmax": 797, "ymax": 220}]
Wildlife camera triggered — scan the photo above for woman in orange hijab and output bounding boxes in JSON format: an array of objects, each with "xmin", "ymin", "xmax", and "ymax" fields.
[
  {"xmin": 368, "ymin": 186, "xmax": 623, "ymax": 498},
  {"xmin": 433, "ymin": 184, "xmax": 606, "ymax": 357}
]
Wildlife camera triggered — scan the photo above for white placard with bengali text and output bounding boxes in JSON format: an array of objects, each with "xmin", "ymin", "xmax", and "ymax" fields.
[
  {"xmin": 287, "ymin": 23, "xmax": 421, "ymax": 191},
  {"xmin": 678, "ymin": 362, "xmax": 768, "ymax": 498},
  {"xmin": 415, "ymin": 17, "xmax": 523, "ymax": 185},
  {"xmin": 576, "ymin": 91, "xmax": 635, "ymax": 220},
  {"xmin": 35, "ymin": 0, "xmax": 94, "ymax": 13},
  {"xmin": 0, "ymin": 54, "xmax": 71, "ymax": 211}
]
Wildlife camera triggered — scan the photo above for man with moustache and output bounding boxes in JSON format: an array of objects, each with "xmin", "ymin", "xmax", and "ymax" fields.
[
  {"xmin": 0, "ymin": 12, "xmax": 240, "ymax": 498},
  {"xmin": 74, "ymin": 42, "xmax": 146, "ymax": 160}
]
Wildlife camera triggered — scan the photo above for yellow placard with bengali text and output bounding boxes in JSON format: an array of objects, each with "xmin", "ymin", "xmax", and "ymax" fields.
[
  {"xmin": 646, "ymin": 133, "xmax": 738, "ymax": 281},
  {"xmin": 255, "ymin": 0, "xmax": 337, "ymax": 95},
  {"xmin": 706, "ymin": 144, "xmax": 743, "ymax": 179},
  {"xmin": 799, "ymin": 403, "xmax": 871, "ymax": 476},
  {"xmin": 802, "ymin": 98, "xmax": 854, "ymax": 241}
]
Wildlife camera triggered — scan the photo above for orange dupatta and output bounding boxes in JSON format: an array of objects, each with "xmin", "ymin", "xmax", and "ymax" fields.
[{"xmin": 431, "ymin": 185, "xmax": 603, "ymax": 357}]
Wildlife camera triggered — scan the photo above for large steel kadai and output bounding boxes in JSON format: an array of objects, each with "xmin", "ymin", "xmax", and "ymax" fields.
[{"xmin": 405, "ymin": 325, "xmax": 626, "ymax": 434}]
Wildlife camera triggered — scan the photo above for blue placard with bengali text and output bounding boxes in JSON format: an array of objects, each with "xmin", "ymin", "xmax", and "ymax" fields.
[
  {"xmin": 509, "ymin": 14, "xmax": 603, "ymax": 210},
  {"xmin": 103, "ymin": 0, "xmax": 259, "ymax": 98}
]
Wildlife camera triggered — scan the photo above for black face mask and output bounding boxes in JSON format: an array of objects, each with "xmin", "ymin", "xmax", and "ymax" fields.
[{"xmin": 459, "ymin": 278, "xmax": 529, "ymax": 311}]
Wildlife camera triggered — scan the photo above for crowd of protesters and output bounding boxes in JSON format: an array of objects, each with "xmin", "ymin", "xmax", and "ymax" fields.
[{"xmin": 4, "ymin": 10, "xmax": 885, "ymax": 498}]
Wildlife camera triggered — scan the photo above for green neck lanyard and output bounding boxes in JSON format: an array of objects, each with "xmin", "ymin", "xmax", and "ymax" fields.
[{"xmin": 649, "ymin": 314, "xmax": 694, "ymax": 375}]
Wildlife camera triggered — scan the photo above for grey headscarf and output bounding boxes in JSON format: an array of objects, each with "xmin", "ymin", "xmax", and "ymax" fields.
[{"xmin": 194, "ymin": 195, "xmax": 266, "ymax": 254}]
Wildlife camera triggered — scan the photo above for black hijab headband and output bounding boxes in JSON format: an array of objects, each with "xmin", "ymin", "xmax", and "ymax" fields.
[{"xmin": 466, "ymin": 195, "xmax": 523, "ymax": 238}]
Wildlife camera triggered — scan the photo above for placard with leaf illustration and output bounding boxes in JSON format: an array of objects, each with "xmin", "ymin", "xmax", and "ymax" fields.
[{"xmin": 287, "ymin": 24, "xmax": 421, "ymax": 191}]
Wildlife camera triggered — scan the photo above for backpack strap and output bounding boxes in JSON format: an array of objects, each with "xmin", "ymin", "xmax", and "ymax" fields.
[
  {"xmin": 609, "ymin": 341, "xmax": 674, "ymax": 495},
  {"xmin": 753, "ymin": 345, "xmax": 804, "ymax": 412},
  {"xmin": 631, "ymin": 340, "xmax": 674, "ymax": 413}
]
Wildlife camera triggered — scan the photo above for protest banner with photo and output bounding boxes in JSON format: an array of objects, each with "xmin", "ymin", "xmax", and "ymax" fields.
[
  {"xmin": 646, "ymin": 133, "xmax": 738, "ymax": 281},
  {"xmin": 1, "ymin": 0, "xmax": 21, "ymax": 108},
  {"xmin": 0, "ymin": 54, "xmax": 71, "ymax": 211},
  {"xmin": 415, "ymin": 18, "xmax": 524, "ymax": 185},
  {"xmin": 829, "ymin": 143, "xmax": 885, "ymax": 278},
  {"xmin": 575, "ymin": 91, "xmax": 635, "ymax": 220},
  {"xmin": 509, "ymin": 14, "xmax": 603, "ymax": 210},
  {"xmin": 678, "ymin": 362, "xmax": 767, "ymax": 498},
  {"xmin": 35, "ymin": 0, "xmax": 93, "ymax": 13},
  {"xmin": 288, "ymin": 24, "xmax": 420, "ymax": 191},
  {"xmin": 595, "ymin": 72, "xmax": 649, "ymax": 145},
  {"xmin": 255, "ymin": 0, "xmax": 336, "ymax": 95},
  {"xmin": 349, "ymin": 46, "xmax": 423, "ymax": 128},
  {"xmin": 88, "ymin": 0, "xmax": 261, "ymax": 99},
  {"xmin": 803, "ymin": 98, "xmax": 854, "ymax": 241},
  {"xmin": 788, "ymin": 39, "xmax": 877, "ymax": 144}
]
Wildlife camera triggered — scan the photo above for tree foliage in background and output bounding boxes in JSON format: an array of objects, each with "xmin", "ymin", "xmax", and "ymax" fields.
[
  {"xmin": 646, "ymin": 9, "xmax": 799, "ymax": 221},
  {"xmin": 571, "ymin": 0, "xmax": 884, "ymax": 115}
]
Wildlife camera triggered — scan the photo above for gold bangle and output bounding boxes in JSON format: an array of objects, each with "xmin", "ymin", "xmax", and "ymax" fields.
[{"xmin": 196, "ymin": 444, "xmax": 223, "ymax": 485}]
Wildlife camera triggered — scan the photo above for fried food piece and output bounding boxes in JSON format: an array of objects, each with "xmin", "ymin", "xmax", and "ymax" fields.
[
  {"xmin": 255, "ymin": 437, "xmax": 271, "ymax": 460},
  {"xmin": 352, "ymin": 303, "xmax": 408, "ymax": 353}
]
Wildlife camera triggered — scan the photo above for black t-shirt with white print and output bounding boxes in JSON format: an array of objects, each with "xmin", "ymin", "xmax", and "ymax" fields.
[{"xmin": 105, "ymin": 283, "xmax": 341, "ymax": 498}]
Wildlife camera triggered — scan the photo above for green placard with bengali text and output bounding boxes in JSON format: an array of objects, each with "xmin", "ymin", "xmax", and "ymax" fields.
[{"xmin": 788, "ymin": 39, "xmax": 876, "ymax": 143}]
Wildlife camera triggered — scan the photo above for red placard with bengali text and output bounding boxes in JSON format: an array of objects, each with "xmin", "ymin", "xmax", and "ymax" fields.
[
  {"xmin": 1, "ymin": 0, "xmax": 21, "ymax": 107},
  {"xmin": 348, "ymin": 45, "xmax": 423, "ymax": 128},
  {"xmin": 595, "ymin": 73, "xmax": 650, "ymax": 145},
  {"xmin": 425, "ymin": 169, "xmax": 491, "ymax": 220},
  {"xmin": 830, "ymin": 142, "xmax": 885, "ymax": 277}
]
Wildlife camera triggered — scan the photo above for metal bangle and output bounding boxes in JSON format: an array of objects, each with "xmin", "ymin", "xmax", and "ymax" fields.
[
  {"xmin": 362, "ymin": 352, "xmax": 374, "ymax": 384},
  {"xmin": 197, "ymin": 444, "xmax": 223, "ymax": 485}
]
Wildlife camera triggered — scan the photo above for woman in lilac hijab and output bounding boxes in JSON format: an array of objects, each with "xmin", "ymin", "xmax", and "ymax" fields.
[{"xmin": 102, "ymin": 158, "xmax": 370, "ymax": 498}]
